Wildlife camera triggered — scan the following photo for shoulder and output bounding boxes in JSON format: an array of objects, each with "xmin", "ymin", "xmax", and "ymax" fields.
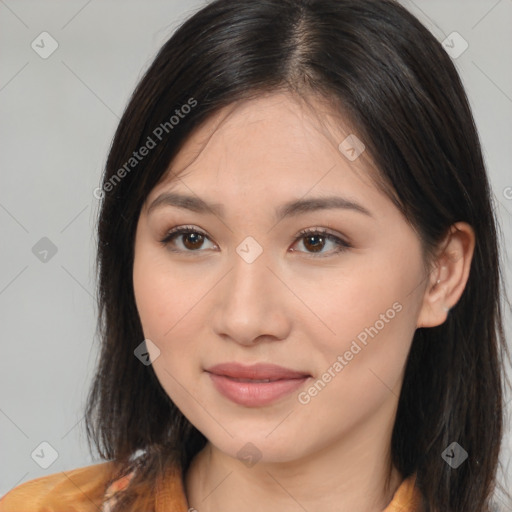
[
  {"xmin": 383, "ymin": 473, "xmax": 425, "ymax": 512},
  {"xmin": 0, "ymin": 461, "xmax": 124, "ymax": 512}
]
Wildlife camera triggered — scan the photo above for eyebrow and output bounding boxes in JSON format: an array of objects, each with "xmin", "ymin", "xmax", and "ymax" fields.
[{"xmin": 146, "ymin": 191, "xmax": 373, "ymax": 220}]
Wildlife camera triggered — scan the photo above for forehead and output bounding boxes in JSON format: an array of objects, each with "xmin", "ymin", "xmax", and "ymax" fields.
[{"xmin": 146, "ymin": 91, "xmax": 383, "ymax": 209}]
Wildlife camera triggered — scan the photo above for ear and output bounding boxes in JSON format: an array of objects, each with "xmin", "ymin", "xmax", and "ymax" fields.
[{"xmin": 417, "ymin": 222, "xmax": 475, "ymax": 328}]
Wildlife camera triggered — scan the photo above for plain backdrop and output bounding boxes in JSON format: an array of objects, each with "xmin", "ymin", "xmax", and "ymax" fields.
[{"xmin": 1, "ymin": 0, "xmax": 511, "ymax": 502}]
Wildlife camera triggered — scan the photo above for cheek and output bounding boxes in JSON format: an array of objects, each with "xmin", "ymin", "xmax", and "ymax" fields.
[
  {"xmin": 133, "ymin": 252, "xmax": 202, "ymax": 402},
  {"xmin": 132, "ymin": 244, "xmax": 215, "ymax": 404},
  {"xmin": 295, "ymin": 243, "xmax": 424, "ymax": 413},
  {"xmin": 133, "ymin": 246, "xmax": 201, "ymax": 341},
  {"xmin": 294, "ymin": 297, "xmax": 415, "ymax": 442},
  {"xmin": 297, "ymin": 246, "xmax": 424, "ymax": 357},
  {"xmin": 133, "ymin": 258, "xmax": 170, "ymax": 341}
]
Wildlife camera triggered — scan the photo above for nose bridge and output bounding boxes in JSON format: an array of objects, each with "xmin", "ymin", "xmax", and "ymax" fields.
[
  {"xmin": 231, "ymin": 246, "xmax": 271, "ymax": 300},
  {"xmin": 212, "ymin": 243, "xmax": 291, "ymax": 344}
]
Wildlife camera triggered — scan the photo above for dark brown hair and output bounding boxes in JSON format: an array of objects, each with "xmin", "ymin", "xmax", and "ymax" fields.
[{"xmin": 85, "ymin": 0, "xmax": 510, "ymax": 510}]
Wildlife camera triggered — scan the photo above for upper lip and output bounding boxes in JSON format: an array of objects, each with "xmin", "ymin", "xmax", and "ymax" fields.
[{"xmin": 205, "ymin": 362, "xmax": 310, "ymax": 380}]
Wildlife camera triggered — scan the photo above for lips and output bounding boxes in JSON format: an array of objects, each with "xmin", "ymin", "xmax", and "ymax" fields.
[
  {"xmin": 205, "ymin": 362, "xmax": 310, "ymax": 407},
  {"xmin": 205, "ymin": 362, "xmax": 310, "ymax": 381}
]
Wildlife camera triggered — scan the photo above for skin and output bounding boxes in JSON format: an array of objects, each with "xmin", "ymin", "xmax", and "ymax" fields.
[{"xmin": 132, "ymin": 91, "xmax": 475, "ymax": 512}]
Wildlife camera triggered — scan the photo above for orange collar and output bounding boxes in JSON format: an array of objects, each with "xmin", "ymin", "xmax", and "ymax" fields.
[{"xmin": 0, "ymin": 460, "xmax": 423, "ymax": 512}]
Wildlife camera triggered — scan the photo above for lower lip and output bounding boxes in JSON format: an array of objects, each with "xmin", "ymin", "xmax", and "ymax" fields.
[{"xmin": 207, "ymin": 373, "xmax": 309, "ymax": 407}]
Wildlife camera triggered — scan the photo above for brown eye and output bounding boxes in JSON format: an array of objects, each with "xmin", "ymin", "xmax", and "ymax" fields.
[
  {"xmin": 302, "ymin": 233, "xmax": 327, "ymax": 253},
  {"xmin": 181, "ymin": 232, "xmax": 205, "ymax": 250},
  {"xmin": 291, "ymin": 228, "xmax": 351, "ymax": 257},
  {"xmin": 160, "ymin": 226, "xmax": 215, "ymax": 253}
]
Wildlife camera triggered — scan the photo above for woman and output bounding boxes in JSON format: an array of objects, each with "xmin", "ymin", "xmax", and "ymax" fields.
[{"xmin": 1, "ymin": 0, "xmax": 509, "ymax": 511}]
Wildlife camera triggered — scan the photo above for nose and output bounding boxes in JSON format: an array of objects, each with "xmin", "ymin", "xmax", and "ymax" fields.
[{"xmin": 211, "ymin": 250, "xmax": 292, "ymax": 346}]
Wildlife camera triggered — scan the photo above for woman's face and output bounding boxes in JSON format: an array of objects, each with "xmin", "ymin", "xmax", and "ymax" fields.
[{"xmin": 133, "ymin": 91, "xmax": 430, "ymax": 464}]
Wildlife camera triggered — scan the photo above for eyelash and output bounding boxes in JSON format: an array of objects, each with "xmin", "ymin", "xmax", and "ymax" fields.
[{"xmin": 159, "ymin": 225, "xmax": 352, "ymax": 257}]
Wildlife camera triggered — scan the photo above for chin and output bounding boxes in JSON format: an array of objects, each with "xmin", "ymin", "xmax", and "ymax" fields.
[{"xmin": 204, "ymin": 428, "xmax": 307, "ymax": 466}]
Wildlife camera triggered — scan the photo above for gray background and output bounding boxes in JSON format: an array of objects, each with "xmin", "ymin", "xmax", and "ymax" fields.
[{"xmin": 1, "ymin": 0, "xmax": 511, "ymax": 503}]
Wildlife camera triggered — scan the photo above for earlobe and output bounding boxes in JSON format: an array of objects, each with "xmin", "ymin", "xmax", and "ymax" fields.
[{"xmin": 416, "ymin": 222, "xmax": 475, "ymax": 329}]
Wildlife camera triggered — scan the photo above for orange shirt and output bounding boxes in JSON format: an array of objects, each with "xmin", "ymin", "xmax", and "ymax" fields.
[{"xmin": 0, "ymin": 461, "xmax": 423, "ymax": 511}]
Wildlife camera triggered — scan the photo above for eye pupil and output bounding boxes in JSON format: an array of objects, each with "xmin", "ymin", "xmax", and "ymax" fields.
[
  {"xmin": 183, "ymin": 233, "xmax": 204, "ymax": 250},
  {"xmin": 304, "ymin": 234, "xmax": 325, "ymax": 253}
]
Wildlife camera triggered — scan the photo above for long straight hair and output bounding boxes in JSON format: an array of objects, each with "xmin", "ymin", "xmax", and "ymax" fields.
[{"xmin": 85, "ymin": 1, "xmax": 510, "ymax": 510}]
